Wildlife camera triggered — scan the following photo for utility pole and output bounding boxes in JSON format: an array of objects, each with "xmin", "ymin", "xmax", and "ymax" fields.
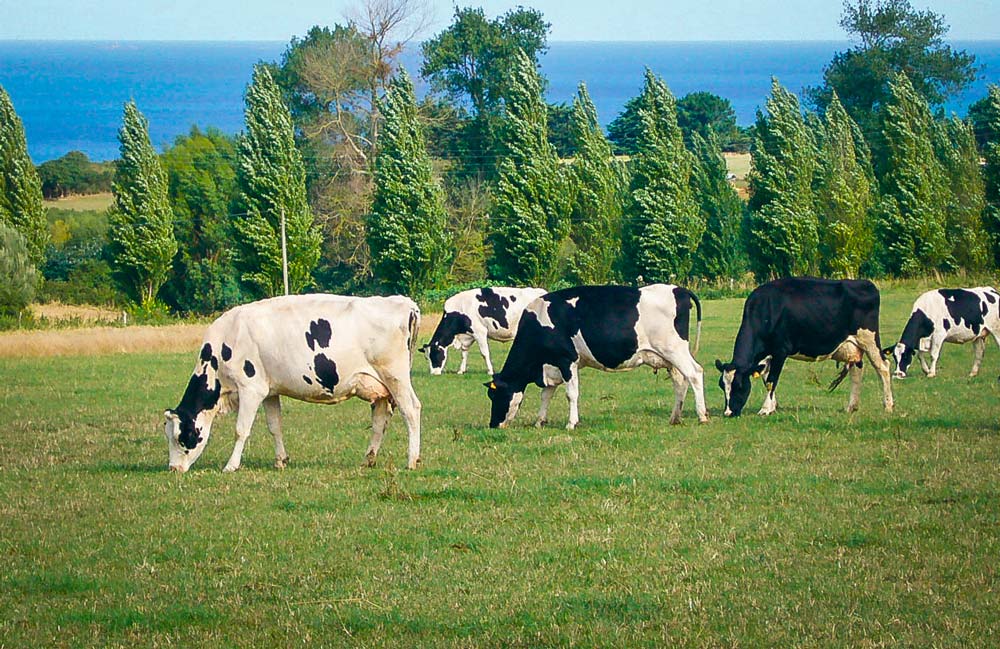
[{"xmin": 280, "ymin": 207, "xmax": 289, "ymax": 296}]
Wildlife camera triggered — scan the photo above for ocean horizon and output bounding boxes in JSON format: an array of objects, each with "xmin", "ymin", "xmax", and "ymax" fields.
[{"xmin": 2, "ymin": 39, "xmax": 998, "ymax": 163}]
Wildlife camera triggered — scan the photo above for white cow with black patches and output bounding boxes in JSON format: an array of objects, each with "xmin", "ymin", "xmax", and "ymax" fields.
[
  {"xmin": 485, "ymin": 284, "xmax": 707, "ymax": 429},
  {"xmin": 163, "ymin": 294, "xmax": 422, "ymax": 472},
  {"xmin": 887, "ymin": 287, "xmax": 1000, "ymax": 379},
  {"xmin": 420, "ymin": 286, "xmax": 547, "ymax": 375}
]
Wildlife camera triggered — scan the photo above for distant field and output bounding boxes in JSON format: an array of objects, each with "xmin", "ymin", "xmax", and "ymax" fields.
[
  {"xmin": 44, "ymin": 192, "xmax": 113, "ymax": 212},
  {"xmin": 1, "ymin": 285, "xmax": 998, "ymax": 647}
]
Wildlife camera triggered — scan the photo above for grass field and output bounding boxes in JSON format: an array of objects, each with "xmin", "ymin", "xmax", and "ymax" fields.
[
  {"xmin": 2, "ymin": 285, "xmax": 998, "ymax": 647},
  {"xmin": 43, "ymin": 192, "xmax": 114, "ymax": 212}
]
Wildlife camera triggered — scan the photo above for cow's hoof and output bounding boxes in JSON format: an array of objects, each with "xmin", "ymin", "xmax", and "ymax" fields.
[
  {"xmin": 534, "ymin": 418, "xmax": 547, "ymax": 428},
  {"xmin": 565, "ymin": 422, "xmax": 577, "ymax": 431},
  {"xmin": 274, "ymin": 456, "xmax": 289, "ymax": 469},
  {"xmin": 926, "ymin": 372, "xmax": 936, "ymax": 378},
  {"xmin": 222, "ymin": 464, "xmax": 239, "ymax": 473},
  {"xmin": 668, "ymin": 415, "xmax": 682, "ymax": 425},
  {"xmin": 406, "ymin": 457, "xmax": 421, "ymax": 470},
  {"xmin": 363, "ymin": 452, "xmax": 377, "ymax": 468},
  {"xmin": 698, "ymin": 415, "xmax": 709, "ymax": 424}
]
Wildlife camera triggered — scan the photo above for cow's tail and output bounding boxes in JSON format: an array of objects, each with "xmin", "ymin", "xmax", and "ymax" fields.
[
  {"xmin": 687, "ymin": 288, "xmax": 702, "ymax": 353},
  {"xmin": 407, "ymin": 305, "xmax": 421, "ymax": 364},
  {"xmin": 828, "ymin": 361, "xmax": 861, "ymax": 392}
]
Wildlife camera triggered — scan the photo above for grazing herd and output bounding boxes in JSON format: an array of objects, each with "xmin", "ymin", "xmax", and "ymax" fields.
[{"xmin": 162, "ymin": 279, "xmax": 1000, "ymax": 473}]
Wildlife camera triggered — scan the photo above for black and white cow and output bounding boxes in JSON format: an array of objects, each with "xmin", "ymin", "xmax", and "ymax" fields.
[
  {"xmin": 163, "ymin": 294, "xmax": 422, "ymax": 472},
  {"xmin": 484, "ymin": 284, "xmax": 707, "ymax": 429},
  {"xmin": 886, "ymin": 287, "xmax": 1000, "ymax": 378},
  {"xmin": 715, "ymin": 277, "xmax": 894, "ymax": 417},
  {"xmin": 420, "ymin": 286, "xmax": 547, "ymax": 375}
]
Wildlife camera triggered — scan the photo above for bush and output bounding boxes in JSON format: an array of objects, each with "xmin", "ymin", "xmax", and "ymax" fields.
[{"xmin": 0, "ymin": 225, "xmax": 38, "ymax": 316}]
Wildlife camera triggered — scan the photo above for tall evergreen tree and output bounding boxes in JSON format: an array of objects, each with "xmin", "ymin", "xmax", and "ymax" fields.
[
  {"xmin": 815, "ymin": 92, "xmax": 875, "ymax": 278},
  {"xmin": 0, "ymin": 85, "xmax": 47, "ymax": 265},
  {"xmin": 874, "ymin": 73, "xmax": 950, "ymax": 276},
  {"xmin": 368, "ymin": 69, "xmax": 451, "ymax": 295},
  {"xmin": 0, "ymin": 224, "xmax": 37, "ymax": 316},
  {"xmin": 487, "ymin": 49, "xmax": 570, "ymax": 285},
  {"xmin": 107, "ymin": 101, "xmax": 177, "ymax": 306},
  {"xmin": 234, "ymin": 65, "xmax": 321, "ymax": 297},
  {"xmin": 690, "ymin": 131, "xmax": 746, "ymax": 281},
  {"xmin": 934, "ymin": 116, "xmax": 988, "ymax": 272},
  {"xmin": 620, "ymin": 69, "xmax": 703, "ymax": 284},
  {"xmin": 566, "ymin": 83, "xmax": 626, "ymax": 284},
  {"xmin": 746, "ymin": 78, "xmax": 820, "ymax": 279},
  {"xmin": 983, "ymin": 85, "xmax": 1000, "ymax": 267}
]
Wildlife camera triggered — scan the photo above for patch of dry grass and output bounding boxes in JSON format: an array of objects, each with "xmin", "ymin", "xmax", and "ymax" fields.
[
  {"xmin": 0, "ymin": 324, "xmax": 205, "ymax": 358},
  {"xmin": 31, "ymin": 302, "xmax": 123, "ymax": 325},
  {"xmin": 43, "ymin": 192, "xmax": 113, "ymax": 212}
]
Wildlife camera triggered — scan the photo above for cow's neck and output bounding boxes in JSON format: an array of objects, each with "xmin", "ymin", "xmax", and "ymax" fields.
[{"xmin": 732, "ymin": 323, "xmax": 768, "ymax": 372}]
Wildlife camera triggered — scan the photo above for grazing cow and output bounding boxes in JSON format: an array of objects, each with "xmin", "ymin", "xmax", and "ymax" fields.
[
  {"xmin": 886, "ymin": 287, "xmax": 1000, "ymax": 378},
  {"xmin": 484, "ymin": 284, "xmax": 707, "ymax": 429},
  {"xmin": 715, "ymin": 277, "xmax": 893, "ymax": 417},
  {"xmin": 420, "ymin": 286, "xmax": 547, "ymax": 375},
  {"xmin": 163, "ymin": 294, "xmax": 422, "ymax": 472}
]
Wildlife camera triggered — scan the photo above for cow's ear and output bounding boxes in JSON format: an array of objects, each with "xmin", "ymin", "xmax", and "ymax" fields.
[
  {"xmin": 881, "ymin": 346, "xmax": 894, "ymax": 359},
  {"xmin": 752, "ymin": 362, "xmax": 767, "ymax": 378},
  {"xmin": 483, "ymin": 381, "xmax": 494, "ymax": 389},
  {"xmin": 418, "ymin": 344, "xmax": 428, "ymax": 352},
  {"xmin": 163, "ymin": 409, "xmax": 178, "ymax": 422},
  {"xmin": 714, "ymin": 359, "xmax": 725, "ymax": 373}
]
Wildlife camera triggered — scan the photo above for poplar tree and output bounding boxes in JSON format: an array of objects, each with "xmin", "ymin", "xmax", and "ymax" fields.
[
  {"xmin": 234, "ymin": 64, "xmax": 321, "ymax": 297},
  {"xmin": 0, "ymin": 85, "xmax": 47, "ymax": 265},
  {"xmin": 0, "ymin": 224, "xmax": 37, "ymax": 316},
  {"xmin": 874, "ymin": 73, "xmax": 950, "ymax": 276},
  {"xmin": 108, "ymin": 101, "xmax": 177, "ymax": 306},
  {"xmin": 689, "ymin": 131, "xmax": 746, "ymax": 281},
  {"xmin": 935, "ymin": 116, "xmax": 987, "ymax": 272},
  {"xmin": 815, "ymin": 92, "xmax": 875, "ymax": 278},
  {"xmin": 746, "ymin": 78, "xmax": 820, "ymax": 279},
  {"xmin": 488, "ymin": 49, "xmax": 570, "ymax": 285},
  {"xmin": 367, "ymin": 69, "xmax": 450, "ymax": 295},
  {"xmin": 983, "ymin": 85, "xmax": 1000, "ymax": 267},
  {"xmin": 621, "ymin": 69, "xmax": 703, "ymax": 284},
  {"xmin": 566, "ymin": 83, "xmax": 626, "ymax": 284}
]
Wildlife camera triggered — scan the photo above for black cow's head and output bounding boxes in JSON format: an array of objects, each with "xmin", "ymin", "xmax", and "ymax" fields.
[
  {"xmin": 484, "ymin": 377, "xmax": 524, "ymax": 428},
  {"xmin": 420, "ymin": 342, "xmax": 448, "ymax": 375},
  {"xmin": 715, "ymin": 359, "xmax": 766, "ymax": 417}
]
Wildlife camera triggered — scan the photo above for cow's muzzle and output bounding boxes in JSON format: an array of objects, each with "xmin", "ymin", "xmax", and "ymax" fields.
[
  {"xmin": 893, "ymin": 371, "xmax": 906, "ymax": 379},
  {"xmin": 169, "ymin": 464, "xmax": 188, "ymax": 473}
]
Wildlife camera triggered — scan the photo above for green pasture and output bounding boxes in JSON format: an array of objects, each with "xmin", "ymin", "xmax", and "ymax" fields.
[{"xmin": 2, "ymin": 285, "xmax": 999, "ymax": 647}]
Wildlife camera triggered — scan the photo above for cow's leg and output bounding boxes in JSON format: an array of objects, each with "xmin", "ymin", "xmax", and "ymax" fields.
[
  {"xmin": 536, "ymin": 385, "xmax": 558, "ymax": 427},
  {"xmin": 858, "ymin": 329, "xmax": 894, "ymax": 412},
  {"xmin": 565, "ymin": 364, "xmax": 581, "ymax": 430},
  {"xmin": 970, "ymin": 338, "xmax": 986, "ymax": 377},
  {"xmin": 846, "ymin": 362, "xmax": 864, "ymax": 412},
  {"xmin": 381, "ymin": 375, "xmax": 422, "ymax": 469},
  {"xmin": 458, "ymin": 348, "xmax": 469, "ymax": 374},
  {"xmin": 668, "ymin": 365, "xmax": 688, "ymax": 425},
  {"xmin": 262, "ymin": 395, "xmax": 288, "ymax": 469},
  {"xmin": 364, "ymin": 397, "xmax": 393, "ymax": 467},
  {"xmin": 475, "ymin": 332, "xmax": 494, "ymax": 375},
  {"xmin": 223, "ymin": 389, "xmax": 265, "ymax": 472},
  {"xmin": 757, "ymin": 355, "xmax": 785, "ymax": 416},
  {"xmin": 918, "ymin": 351, "xmax": 931, "ymax": 375},
  {"xmin": 926, "ymin": 334, "xmax": 945, "ymax": 378},
  {"xmin": 662, "ymin": 350, "xmax": 708, "ymax": 423}
]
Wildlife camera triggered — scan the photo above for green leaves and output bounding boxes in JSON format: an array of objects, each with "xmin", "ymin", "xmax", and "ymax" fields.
[{"xmin": 0, "ymin": 84, "xmax": 47, "ymax": 266}]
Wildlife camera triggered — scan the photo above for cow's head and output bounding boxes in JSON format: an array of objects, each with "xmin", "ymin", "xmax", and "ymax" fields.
[
  {"xmin": 715, "ymin": 359, "xmax": 765, "ymax": 417},
  {"xmin": 484, "ymin": 378, "xmax": 524, "ymax": 428},
  {"xmin": 163, "ymin": 407, "xmax": 217, "ymax": 472},
  {"xmin": 420, "ymin": 342, "xmax": 447, "ymax": 375},
  {"xmin": 885, "ymin": 343, "xmax": 913, "ymax": 378}
]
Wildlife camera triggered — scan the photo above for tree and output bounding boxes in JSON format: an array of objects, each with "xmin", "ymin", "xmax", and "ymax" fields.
[
  {"xmin": 160, "ymin": 126, "xmax": 243, "ymax": 313},
  {"xmin": 983, "ymin": 85, "xmax": 1000, "ymax": 267},
  {"xmin": 566, "ymin": 83, "xmax": 626, "ymax": 285},
  {"xmin": 746, "ymin": 79, "xmax": 820, "ymax": 279},
  {"xmin": 37, "ymin": 151, "xmax": 113, "ymax": 199},
  {"xmin": 690, "ymin": 131, "xmax": 746, "ymax": 281},
  {"xmin": 874, "ymin": 73, "xmax": 950, "ymax": 276},
  {"xmin": 0, "ymin": 84, "xmax": 47, "ymax": 265},
  {"xmin": 488, "ymin": 49, "xmax": 570, "ymax": 285},
  {"xmin": 807, "ymin": 0, "xmax": 979, "ymax": 138},
  {"xmin": 607, "ymin": 94, "xmax": 643, "ymax": 155},
  {"xmin": 815, "ymin": 92, "xmax": 875, "ymax": 278},
  {"xmin": 611, "ymin": 91, "xmax": 748, "ymax": 155},
  {"xmin": 934, "ymin": 116, "xmax": 988, "ymax": 272},
  {"xmin": 233, "ymin": 65, "xmax": 322, "ymax": 297},
  {"xmin": 620, "ymin": 69, "xmax": 703, "ymax": 284},
  {"xmin": 367, "ymin": 69, "xmax": 450, "ymax": 294},
  {"xmin": 107, "ymin": 101, "xmax": 177, "ymax": 306},
  {"xmin": 0, "ymin": 224, "xmax": 37, "ymax": 317}
]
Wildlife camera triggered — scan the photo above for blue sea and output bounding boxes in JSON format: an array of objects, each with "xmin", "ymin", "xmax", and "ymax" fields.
[{"xmin": 2, "ymin": 40, "xmax": 999, "ymax": 163}]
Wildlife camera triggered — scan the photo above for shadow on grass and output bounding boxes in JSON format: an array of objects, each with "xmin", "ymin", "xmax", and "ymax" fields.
[
  {"xmin": 57, "ymin": 605, "xmax": 219, "ymax": 633},
  {"xmin": 7, "ymin": 571, "xmax": 100, "ymax": 595},
  {"xmin": 86, "ymin": 461, "xmax": 162, "ymax": 474}
]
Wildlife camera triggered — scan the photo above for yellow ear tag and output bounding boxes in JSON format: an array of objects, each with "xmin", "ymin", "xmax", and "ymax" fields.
[
  {"xmin": 489, "ymin": 382, "xmax": 496, "ymax": 389},
  {"xmin": 752, "ymin": 372, "xmax": 761, "ymax": 378}
]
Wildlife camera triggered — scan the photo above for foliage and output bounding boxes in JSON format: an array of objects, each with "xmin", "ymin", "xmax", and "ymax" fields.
[
  {"xmin": 612, "ymin": 91, "xmax": 749, "ymax": 155},
  {"xmin": 745, "ymin": 79, "xmax": 820, "ymax": 279},
  {"xmin": 0, "ymin": 84, "xmax": 48, "ymax": 265},
  {"xmin": 442, "ymin": 178, "xmax": 491, "ymax": 285},
  {"xmin": 546, "ymin": 102, "xmax": 576, "ymax": 158},
  {"xmin": 934, "ymin": 116, "xmax": 988, "ymax": 272},
  {"xmin": 690, "ymin": 131, "xmax": 747, "ymax": 281},
  {"xmin": 814, "ymin": 92, "xmax": 875, "ymax": 278},
  {"xmin": 874, "ymin": 73, "xmax": 951, "ymax": 276},
  {"xmin": 620, "ymin": 69, "xmax": 704, "ymax": 284},
  {"xmin": 367, "ymin": 69, "xmax": 451, "ymax": 295},
  {"xmin": 0, "ymin": 224, "xmax": 37, "ymax": 316},
  {"xmin": 36, "ymin": 151, "xmax": 113, "ymax": 199},
  {"xmin": 981, "ymin": 85, "xmax": 1000, "ymax": 267},
  {"xmin": 565, "ymin": 84, "xmax": 627, "ymax": 285},
  {"xmin": 160, "ymin": 126, "xmax": 243, "ymax": 314},
  {"xmin": 488, "ymin": 49, "xmax": 571, "ymax": 286},
  {"xmin": 233, "ymin": 65, "xmax": 322, "ymax": 297},
  {"xmin": 607, "ymin": 94, "xmax": 642, "ymax": 155},
  {"xmin": 807, "ymin": 0, "xmax": 979, "ymax": 140},
  {"xmin": 107, "ymin": 101, "xmax": 177, "ymax": 306}
]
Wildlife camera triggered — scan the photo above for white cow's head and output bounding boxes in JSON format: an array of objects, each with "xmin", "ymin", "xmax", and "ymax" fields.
[
  {"xmin": 420, "ymin": 342, "xmax": 448, "ymax": 375},
  {"xmin": 164, "ymin": 357, "xmax": 222, "ymax": 472}
]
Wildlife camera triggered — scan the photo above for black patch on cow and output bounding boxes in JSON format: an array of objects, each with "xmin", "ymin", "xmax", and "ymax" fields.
[
  {"xmin": 510, "ymin": 296, "xmax": 516, "ymax": 302},
  {"xmin": 210, "ymin": 356, "xmax": 218, "ymax": 371},
  {"xmin": 302, "ymin": 375, "xmax": 313, "ymax": 385},
  {"xmin": 671, "ymin": 286, "xmax": 701, "ymax": 342},
  {"xmin": 221, "ymin": 343, "xmax": 232, "ymax": 361},
  {"xmin": 897, "ymin": 308, "xmax": 934, "ymax": 374},
  {"xmin": 408, "ymin": 310, "xmax": 418, "ymax": 350},
  {"xmin": 174, "ymin": 371, "xmax": 221, "ymax": 449},
  {"xmin": 939, "ymin": 289, "xmax": 984, "ymax": 335},
  {"xmin": 477, "ymin": 287, "xmax": 511, "ymax": 328},
  {"xmin": 426, "ymin": 311, "xmax": 474, "ymax": 367},
  {"xmin": 200, "ymin": 343, "xmax": 213, "ymax": 363},
  {"xmin": 314, "ymin": 354, "xmax": 339, "ymax": 392},
  {"xmin": 986, "ymin": 291, "xmax": 997, "ymax": 304},
  {"xmin": 305, "ymin": 318, "xmax": 333, "ymax": 351},
  {"xmin": 943, "ymin": 319, "xmax": 951, "ymax": 330},
  {"xmin": 243, "ymin": 360, "xmax": 256, "ymax": 377}
]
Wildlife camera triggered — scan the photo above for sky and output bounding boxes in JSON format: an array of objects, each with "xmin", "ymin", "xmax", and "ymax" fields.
[{"xmin": 3, "ymin": 0, "xmax": 999, "ymax": 42}]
